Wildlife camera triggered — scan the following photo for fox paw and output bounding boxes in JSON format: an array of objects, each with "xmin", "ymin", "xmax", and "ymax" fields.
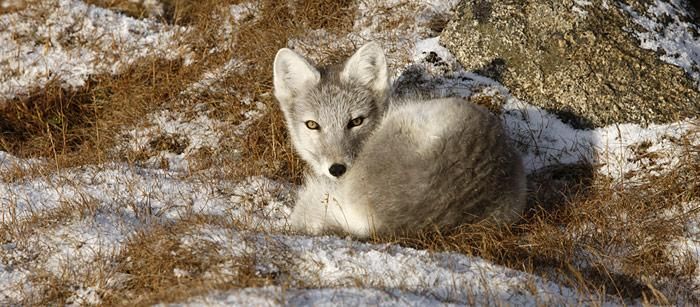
[{"xmin": 289, "ymin": 207, "xmax": 327, "ymax": 235}]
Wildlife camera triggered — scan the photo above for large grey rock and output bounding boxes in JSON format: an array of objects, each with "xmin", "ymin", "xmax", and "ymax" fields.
[{"xmin": 441, "ymin": 0, "xmax": 700, "ymax": 128}]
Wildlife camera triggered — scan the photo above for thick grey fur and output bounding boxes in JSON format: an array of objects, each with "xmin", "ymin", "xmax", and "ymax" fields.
[{"xmin": 273, "ymin": 42, "xmax": 526, "ymax": 238}]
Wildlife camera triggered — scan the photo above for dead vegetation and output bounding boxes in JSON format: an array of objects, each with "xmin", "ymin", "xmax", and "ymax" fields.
[
  {"xmin": 104, "ymin": 220, "xmax": 273, "ymax": 305},
  {"xmin": 1, "ymin": 0, "xmax": 700, "ymax": 305}
]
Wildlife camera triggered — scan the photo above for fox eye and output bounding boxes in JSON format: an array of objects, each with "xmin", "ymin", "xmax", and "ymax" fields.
[
  {"xmin": 305, "ymin": 120, "xmax": 320, "ymax": 130},
  {"xmin": 347, "ymin": 117, "xmax": 364, "ymax": 128}
]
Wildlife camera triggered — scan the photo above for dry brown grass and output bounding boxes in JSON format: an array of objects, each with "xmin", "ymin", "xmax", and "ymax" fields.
[
  {"xmin": 84, "ymin": 0, "xmax": 221, "ymax": 24},
  {"xmin": 2, "ymin": 0, "xmax": 700, "ymax": 305},
  {"xmin": 103, "ymin": 219, "xmax": 273, "ymax": 306},
  {"xmin": 0, "ymin": 58, "xmax": 195, "ymax": 167}
]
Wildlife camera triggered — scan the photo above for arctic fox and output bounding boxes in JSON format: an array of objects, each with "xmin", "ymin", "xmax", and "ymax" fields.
[{"xmin": 273, "ymin": 42, "xmax": 526, "ymax": 238}]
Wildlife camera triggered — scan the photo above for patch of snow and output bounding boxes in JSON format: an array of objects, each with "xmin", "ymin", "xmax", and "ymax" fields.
[
  {"xmin": 66, "ymin": 286, "xmax": 101, "ymax": 306},
  {"xmin": 502, "ymin": 95, "xmax": 697, "ymax": 180},
  {"xmin": 122, "ymin": 57, "xmax": 264, "ymax": 172},
  {"xmin": 572, "ymin": 6, "xmax": 588, "ymax": 18},
  {"xmin": 288, "ymin": 236, "xmax": 592, "ymax": 305},
  {"xmin": 664, "ymin": 201, "xmax": 700, "ymax": 298},
  {"xmin": 179, "ymin": 228, "xmax": 251, "ymax": 267},
  {"xmin": 164, "ymin": 286, "xmax": 461, "ymax": 306},
  {"xmin": 225, "ymin": 177, "xmax": 293, "ymax": 232},
  {"xmin": 183, "ymin": 58, "xmax": 247, "ymax": 95},
  {"xmin": 0, "ymin": 156, "xmax": 292, "ymax": 303},
  {"xmin": 0, "ymin": 0, "xmax": 192, "ymax": 101},
  {"xmin": 120, "ymin": 99, "xmax": 266, "ymax": 172},
  {"xmin": 173, "ymin": 268, "xmax": 191, "ymax": 279},
  {"xmin": 420, "ymin": 0, "xmax": 461, "ymax": 20},
  {"xmin": 210, "ymin": 1, "xmax": 261, "ymax": 53},
  {"xmin": 413, "ymin": 36, "xmax": 459, "ymax": 73},
  {"xmin": 41, "ymin": 211, "xmax": 140, "ymax": 276},
  {"xmin": 0, "ymin": 163, "xmax": 280, "ymax": 223},
  {"xmin": 229, "ymin": 2, "xmax": 260, "ymax": 25},
  {"xmin": 0, "ymin": 258, "xmax": 30, "ymax": 305},
  {"xmin": 232, "ymin": 99, "xmax": 267, "ymax": 137},
  {"xmin": 0, "ymin": 151, "xmax": 40, "ymax": 174},
  {"xmin": 170, "ymin": 226, "xmax": 616, "ymax": 305},
  {"xmin": 0, "ymin": 152, "xmax": 22, "ymax": 172},
  {"xmin": 0, "ymin": 208, "xmax": 139, "ymax": 305},
  {"xmin": 620, "ymin": 0, "xmax": 700, "ymax": 87},
  {"xmin": 0, "ymin": 193, "xmax": 146, "ymax": 305},
  {"xmin": 123, "ymin": 109, "xmax": 224, "ymax": 172},
  {"xmin": 134, "ymin": 0, "xmax": 165, "ymax": 18},
  {"xmin": 572, "ymin": 0, "xmax": 592, "ymax": 17},
  {"xmin": 593, "ymin": 120, "xmax": 697, "ymax": 180}
]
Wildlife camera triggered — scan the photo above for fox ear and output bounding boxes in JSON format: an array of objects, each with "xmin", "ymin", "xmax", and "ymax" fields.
[
  {"xmin": 273, "ymin": 48, "xmax": 320, "ymax": 105},
  {"xmin": 340, "ymin": 42, "xmax": 389, "ymax": 95}
]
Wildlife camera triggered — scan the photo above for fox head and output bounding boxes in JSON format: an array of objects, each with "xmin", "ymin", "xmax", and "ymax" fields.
[{"xmin": 273, "ymin": 42, "xmax": 390, "ymax": 179}]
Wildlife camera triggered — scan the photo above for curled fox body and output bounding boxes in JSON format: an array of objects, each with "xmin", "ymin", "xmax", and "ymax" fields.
[{"xmin": 273, "ymin": 42, "xmax": 526, "ymax": 238}]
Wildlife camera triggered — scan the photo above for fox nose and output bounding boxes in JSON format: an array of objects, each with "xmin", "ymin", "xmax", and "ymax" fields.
[{"xmin": 328, "ymin": 164, "xmax": 347, "ymax": 177}]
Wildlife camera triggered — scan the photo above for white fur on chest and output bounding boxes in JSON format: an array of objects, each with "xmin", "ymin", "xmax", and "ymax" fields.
[{"xmin": 290, "ymin": 175, "xmax": 377, "ymax": 238}]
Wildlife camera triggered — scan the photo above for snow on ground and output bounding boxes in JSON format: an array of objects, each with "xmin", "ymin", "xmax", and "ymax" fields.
[
  {"xmin": 0, "ymin": 151, "xmax": 40, "ymax": 174},
  {"xmin": 120, "ymin": 56, "xmax": 265, "ymax": 172},
  {"xmin": 0, "ymin": 162, "xmax": 292, "ymax": 225},
  {"xmin": 621, "ymin": 0, "xmax": 700, "ymax": 88},
  {"xmin": 0, "ymin": 249, "xmax": 29, "ymax": 304},
  {"xmin": 655, "ymin": 200, "xmax": 700, "ymax": 297},
  {"xmin": 572, "ymin": 0, "xmax": 593, "ymax": 18},
  {"xmin": 3, "ymin": 209, "xmax": 140, "ymax": 306},
  {"xmin": 0, "ymin": 159, "xmax": 292, "ymax": 304},
  {"xmin": 1, "ymin": 0, "xmax": 700, "ymax": 305},
  {"xmin": 503, "ymin": 91, "xmax": 697, "ymax": 180},
  {"xmin": 123, "ymin": 108, "xmax": 226, "ymax": 172},
  {"xmin": 183, "ymin": 58, "xmax": 247, "ymax": 96},
  {"xmin": 0, "ymin": 0, "xmax": 192, "ymax": 101},
  {"xmin": 163, "ymin": 286, "xmax": 463, "ymax": 307},
  {"xmin": 170, "ymin": 226, "xmax": 614, "ymax": 306}
]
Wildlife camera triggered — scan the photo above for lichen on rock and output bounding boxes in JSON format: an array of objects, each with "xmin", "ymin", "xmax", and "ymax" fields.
[{"xmin": 440, "ymin": 0, "xmax": 700, "ymax": 128}]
